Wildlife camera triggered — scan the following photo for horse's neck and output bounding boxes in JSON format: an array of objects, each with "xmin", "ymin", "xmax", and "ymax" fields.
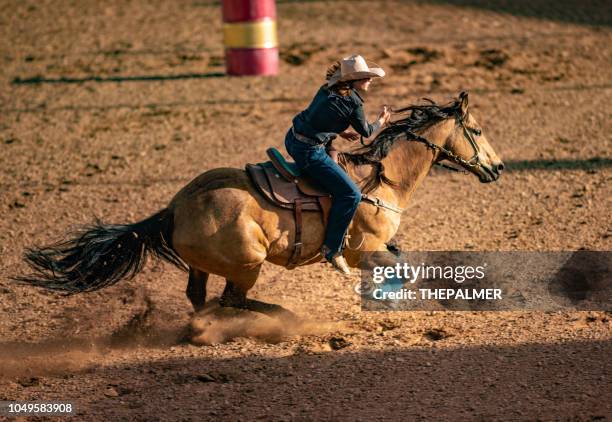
[{"xmin": 382, "ymin": 138, "xmax": 436, "ymax": 208}]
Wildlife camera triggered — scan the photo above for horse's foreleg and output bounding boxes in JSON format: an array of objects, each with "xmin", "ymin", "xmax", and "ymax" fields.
[
  {"xmin": 186, "ymin": 267, "xmax": 209, "ymax": 312},
  {"xmin": 220, "ymin": 281, "xmax": 299, "ymax": 322}
]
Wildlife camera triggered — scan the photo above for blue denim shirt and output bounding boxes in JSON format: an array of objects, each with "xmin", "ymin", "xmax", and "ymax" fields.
[{"xmin": 292, "ymin": 85, "xmax": 376, "ymax": 145}]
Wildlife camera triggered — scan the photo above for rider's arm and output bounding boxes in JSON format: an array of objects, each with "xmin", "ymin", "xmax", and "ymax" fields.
[
  {"xmin": 349, "ymin": 104, "xmax": 376, "ymax": 138},
  {"xmin": 349, "ymin": 104, "xmax": 391, "ymax": 138}
]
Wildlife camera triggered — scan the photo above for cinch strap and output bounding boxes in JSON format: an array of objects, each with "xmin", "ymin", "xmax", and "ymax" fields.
[{"xmin": 287, "ymin": 197, "xmax": 303, "ymax": 268}]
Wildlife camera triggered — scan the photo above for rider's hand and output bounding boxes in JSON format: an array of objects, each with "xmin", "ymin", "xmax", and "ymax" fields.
[
  {"xmin": 340, "ymin": 130, "xmax": 360, "ymax": 142},
  {"xmin": 378, "ymin": 105, "xmax": 392, "ymax": 127}
]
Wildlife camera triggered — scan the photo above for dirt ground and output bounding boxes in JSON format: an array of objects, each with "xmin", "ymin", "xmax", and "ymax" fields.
[{"xmin": 1, "ymin": 0, "xmax": 611, "ymax": 420}]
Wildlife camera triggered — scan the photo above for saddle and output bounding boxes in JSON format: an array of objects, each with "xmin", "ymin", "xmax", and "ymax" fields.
[{"xmin": 246, "ymin": 148, "xmax": 332, "ymax": 268}]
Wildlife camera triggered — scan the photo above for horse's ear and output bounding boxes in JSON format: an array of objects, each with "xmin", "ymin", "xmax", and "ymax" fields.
[{"xmin": 458, "ymin": 91, "xmax": 469, "ymax": 116}]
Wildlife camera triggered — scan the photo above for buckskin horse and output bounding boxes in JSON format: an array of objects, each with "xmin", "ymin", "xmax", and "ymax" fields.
[{"xmin": 16, "ymin": 92, "xmax": 503, "ymax": 319}]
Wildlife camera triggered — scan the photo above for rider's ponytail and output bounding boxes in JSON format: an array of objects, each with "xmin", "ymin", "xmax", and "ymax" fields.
[
  {"xmin": 325, "ymin": 61, "xmax": 352, "ymax": 96},
  {"xmin": 326, "ymin": 61, "xmax": 341, "ymax": 81}
]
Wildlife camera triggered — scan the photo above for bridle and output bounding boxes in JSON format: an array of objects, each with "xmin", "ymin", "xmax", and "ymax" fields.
[
  {"xmin": 402, "ymin": 112, "xmax": 483, "ymax": 174},
  {"xmin": 360, "ymin": 110, "xmax": 484, "ymax": 174},
  {"xmin": 354, "ymin": 110, "xmax": 485, "ymax": 215}
]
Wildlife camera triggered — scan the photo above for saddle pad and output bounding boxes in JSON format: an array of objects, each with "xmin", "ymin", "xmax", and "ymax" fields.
[{"xmin": 246, "ymin": 162, "xmax": 324, "ymax": 211}]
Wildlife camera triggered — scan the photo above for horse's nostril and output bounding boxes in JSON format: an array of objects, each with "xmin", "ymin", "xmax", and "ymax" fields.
[{"xmin": 496, "ymin": 163, "xmax": 505, "ymax": 173}]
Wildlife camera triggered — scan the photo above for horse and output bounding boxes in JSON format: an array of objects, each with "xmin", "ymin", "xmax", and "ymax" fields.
[{"xmin": 15, "ymin": 92, "xmax": 504, "ymax": 320}]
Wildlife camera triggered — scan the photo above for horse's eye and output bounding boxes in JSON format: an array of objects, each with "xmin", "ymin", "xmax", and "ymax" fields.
[{"xmin": 472, "ymin": 128, "xmax": 482, "ymax": 136}]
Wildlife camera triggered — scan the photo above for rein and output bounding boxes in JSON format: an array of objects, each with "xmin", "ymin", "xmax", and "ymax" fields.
[
  {"xmin": 359, "ymin": 110, "xmax": 482, "ymax": 174},
  {"xmin": 337, "ymin": 155, "xmax": 405, "ymax": 214},
  {"xmin": 361, "ymin": 193, "xmax": 404, "ymax": 214}
]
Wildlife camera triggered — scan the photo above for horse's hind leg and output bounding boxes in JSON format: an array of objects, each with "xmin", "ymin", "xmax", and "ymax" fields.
[
  {"xmin": 186, "ymin": 267, "xmax": 208, "ymax": 312},
  {"xmin": 220, "ymin": 280, "xmax": 298, "ymax": 321}
]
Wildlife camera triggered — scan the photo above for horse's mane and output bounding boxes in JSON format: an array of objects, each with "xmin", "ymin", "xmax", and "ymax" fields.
[{"xmin": 340, "ymin": 96, "xmax": 463, "ymax": 193}]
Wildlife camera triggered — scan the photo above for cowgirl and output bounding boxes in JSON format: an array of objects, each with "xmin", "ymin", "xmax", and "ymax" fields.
[{"xmin": 285, "ymin": 55, "xmax": 391, "ymax": 275}]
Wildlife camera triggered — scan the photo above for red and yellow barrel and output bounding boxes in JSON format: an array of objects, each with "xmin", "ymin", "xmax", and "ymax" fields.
[{"xmin": 222, "ymin": 0, "xmax": 279, "ymax": 76}]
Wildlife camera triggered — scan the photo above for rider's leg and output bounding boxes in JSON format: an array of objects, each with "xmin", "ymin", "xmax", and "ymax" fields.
[
  {"xmin": 285, "ymin": 132, "xmax": 361, "ymax": 274},
  {"xmin": 300, "ymin": 148, "xmax": 361, "ymax": 258}
]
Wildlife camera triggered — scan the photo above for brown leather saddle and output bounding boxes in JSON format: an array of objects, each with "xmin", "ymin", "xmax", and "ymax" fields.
[{"xmin": 246, "ymin": 147, "xmax": 332, "ymax": 268}]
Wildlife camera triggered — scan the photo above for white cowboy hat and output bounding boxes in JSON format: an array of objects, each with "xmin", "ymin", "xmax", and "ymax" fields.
[{"xmin": 327, "ymin": 54, "xmax": 385, "ymax": 87}]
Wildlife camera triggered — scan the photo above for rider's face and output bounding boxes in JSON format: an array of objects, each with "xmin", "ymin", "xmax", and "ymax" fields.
[{"xmin": 352, "ymin": 78, "xmax": 372, "ymax": 91}]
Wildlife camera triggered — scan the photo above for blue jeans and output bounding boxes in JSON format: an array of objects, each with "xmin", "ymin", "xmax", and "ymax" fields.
[{"xmin": 285, "ymin": 130, "xmax": 361, "ymax": 258}]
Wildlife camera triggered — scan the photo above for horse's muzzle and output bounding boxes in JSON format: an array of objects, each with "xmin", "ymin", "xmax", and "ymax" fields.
[{"xmin": 479, "ymin": 161, "xmax": 504, "ymax": 183}]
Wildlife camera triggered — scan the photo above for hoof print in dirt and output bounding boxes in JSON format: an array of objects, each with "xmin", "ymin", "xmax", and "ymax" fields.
[
  {"xmin": 475, "ymin": 49, "xmax": 509, "ymax": 69},
  {"xmin": 389, "ymin": 46, "xmax": 442, "ymax": 71},
  {"xmin": 9, "ymin": 200, "xmax": 26, "ymax": 209},
  {"xmin": 423, "ymin": 328, "xmax": 452, "ymax": 342},
  {"xmin": 328, "ymin": 336, "xmax": 351, "ymax": 350},
  {"xmin": 280, "ymin": 43, "xmax": 326, "ymax": 66},
  {"xmin": 17, "ymin": 377, "xmax": 41, "ymax": 387},
  {"xmin": 104, "ymin": 383, "xmax": 132, "ymax": 398}
]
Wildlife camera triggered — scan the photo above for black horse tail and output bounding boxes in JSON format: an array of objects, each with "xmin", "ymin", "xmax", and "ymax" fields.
[{"xmin": 14, "ymin": 209, "xmax": 187, "ymax": 294}]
